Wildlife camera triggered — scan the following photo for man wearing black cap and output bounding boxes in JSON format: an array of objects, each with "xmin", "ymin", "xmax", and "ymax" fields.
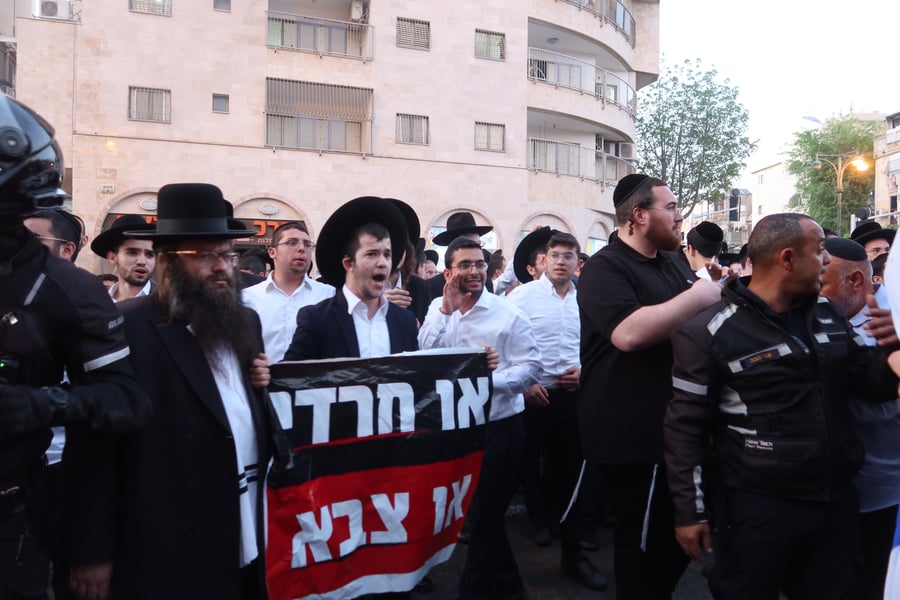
[
  {"xmin": 70, "ymin": 183, "xmax": 283, "ymax": 600},
  {"xmin": 665, "ymin": 214, "xmax": 898, "ymax": 599},
  {"xmin": 577, "ymin": 173, "xmax": 723, "ymax": 597},
  {"xmin": 821, "ymin": 236, "xmax": 900, "ymax": 600},
  {"xmin": 424, "ymin": 211, "xmax": 494, "ymax": 302},
  {"xmin": 25, "ymin": 208, "xmax": 85, "ymax": 262},
  {"xmin": 684, "ymin": 221, "xmax": 724, "ymax": 281},
  {"xmin": 91, "ymin": 214, "xmax": 157, "ymax": 303}
]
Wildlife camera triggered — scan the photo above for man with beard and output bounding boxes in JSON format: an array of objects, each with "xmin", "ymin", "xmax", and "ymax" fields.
[
  {"xmin": 70, "ymin": 183, "xmax": 283, "ymax": 600},
  {"xmin": 577, "ymin": 173, "xmax": 722, "ymax": 598},
  {"xmin": 90, "ymin": 214, "xmax": 157, "ymax": 302},
  {"xmin": 419, "ymin": 236, "xmax": 541, "ymax": 600},
  {"xmin": 242, "ymin": 221, "xmax": 334, "ymax": 363}
]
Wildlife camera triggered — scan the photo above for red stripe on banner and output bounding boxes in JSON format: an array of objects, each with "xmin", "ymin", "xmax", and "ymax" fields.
[{"xmin": 267, "ymin": 451, "xmax": 484, "ymax": 600}]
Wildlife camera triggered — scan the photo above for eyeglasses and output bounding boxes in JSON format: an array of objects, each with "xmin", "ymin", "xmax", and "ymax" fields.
[
  {"xmin": 167, "ymin": 250, "xmax": 240, "ymax": 267},
  {"xmin": 547, "ymin": 251, "xmax": 577, "ymax": 262},
  {"xmin": 33, "ymin": 233, "xmax": 71, "ymax": 245},
  {"xmin": 644, "ymin": 204, "xmax": 681, "ymax": 215},
  {"xmin": 451, "ymin": 260, "xmax": 488, "ymax": 272},
  {"xmin": 273, "ymin": 239, "xmax": 315, "ymax": 251}
]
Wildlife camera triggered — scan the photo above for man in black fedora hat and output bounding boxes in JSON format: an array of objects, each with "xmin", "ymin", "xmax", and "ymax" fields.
[
  {"xmin": 512, "ymin": 226, "xmax": 552, "ymax": 285},
  {"xmin": 425, "ymin": 212, "xmax": 494, "ymax": 302},
  {"xmin": 68, "ymin": 183, "xmax": 284, "ymax": 600},
  {"xmin": 283, "ymin": 196, "xmax": 418, "ymax": 363},
  {"xmin": 90, "ymin": 214, "xmax": 157, "ymax": 303},
  {"xmin": 851, "ymin": 221, "xmax": 895, "ymax": 261}
]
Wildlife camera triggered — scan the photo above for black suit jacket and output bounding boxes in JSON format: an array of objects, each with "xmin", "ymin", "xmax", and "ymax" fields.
[
  {"xmin": 70, "ymin": 294, "xmax": 280, "ymax": 600},
  {"xmin": 283, "ymin": 287, "xmax": 418, "ymax": 360}
]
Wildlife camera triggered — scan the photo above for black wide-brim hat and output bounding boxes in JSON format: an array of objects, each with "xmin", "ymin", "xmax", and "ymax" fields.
[
  {"xmin": 514, "ymin": 226, "xmax": 555, "ymax": 283},
  {"xmin": 386, "ymin": 198, "xmax": 420, "ymax": 244},
  {"xmin": 432, "ymin": 212, "xmax": 493, "ymax": 246},
  {"xmin": 850, "ymin": 221, "xmax": 896, "ymax": 248},
  {"xmin": 90, "ymin": 213, "xmax": 155, "ymax": 258},
  {"xmin": 315, "ymin": 196, "xmax": 409, "ymax": 287},
  {"xmin": 125, "ymin": 183, "xmax": 257, "ymax": 240}
]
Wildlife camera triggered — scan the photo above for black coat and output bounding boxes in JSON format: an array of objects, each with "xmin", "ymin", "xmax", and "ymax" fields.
[
  {"xmin": 75, "ymin": 294, "xmax": 279, "ymax": 600},
  {"xmin": 283, "ymin": 287, "xmax": 418, "ymax": 360}
]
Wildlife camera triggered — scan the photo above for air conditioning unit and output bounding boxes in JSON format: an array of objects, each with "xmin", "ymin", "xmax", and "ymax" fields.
[
  {"xmin": 349, "ymin": 0, "xmax": 364, "ymax": 22},
  {"xmin": 619, "ymin": 142, "xmax": 637, "ymax": 160},
  {"xmin": 33, "ymin": 0, "xmax": 72, "ymax": 20}
]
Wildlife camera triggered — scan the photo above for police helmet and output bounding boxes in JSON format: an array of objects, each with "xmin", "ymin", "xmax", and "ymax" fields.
[{"xmin": 0, "ymin": 94, "xmax": 65, "ymax": 217}]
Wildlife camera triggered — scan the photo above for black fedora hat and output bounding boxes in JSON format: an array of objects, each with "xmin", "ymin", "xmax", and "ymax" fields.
[
  {"xmin": 91, "ymin": 214, "xmax": 155, "ymax": 258},
  {"xmin": 514, "ymin": 226, "xmax": 555, "ymax": 283},
  {"xmin": 850, "ymin": 221, "xmax": 896, "ymax": 247},
  {"xmin": 315, "ymin": 196, "xmax": 408, "ymax": 287},
  {"xmin": 432, "ymin": 212, "xmax": 493, "ymax": 246},
  {"xmin": 386, "ymin": 198, "xmax": 421, "ymax": 245},
  {"xmin": 126, "ymin": 183, "xmax": 257, "ymax": 240}
]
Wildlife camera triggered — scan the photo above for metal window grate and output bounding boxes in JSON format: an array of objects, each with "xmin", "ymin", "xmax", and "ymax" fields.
[
  {"xmin": 128, "ymin": 86, "xmax": 171, "ymax": 123},
  {"xmin": 212, "ymin": 94, "xmax": 229, "ymax": 113},
  {"xmin": 396, "ymin": 114, "xmax": 429, "ymax": 145},
  {"xmin": 475, "ymin": 122, "xmax": 504, "ymax": 152},
  {"xmin": 475, "ymin": 29, "xmax": 505, "ymax": 60},
  {"xmin": 397, "ymin": 17, "xmax": 430, "ymax": 50},
  {"xmin": 129, "ymin": 0, "xmax": 172, "ymax": 16}
]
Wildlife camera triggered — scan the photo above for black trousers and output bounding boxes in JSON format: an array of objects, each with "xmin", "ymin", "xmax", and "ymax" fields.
[
  {"xmin": 521, "ymin": 388, "xmax": 586, "ymax": 560},
  {"xmin": 599, "ymin": 462, "xmax": 689, "ymax": 600},
  {"xmin": 858, "ymin": 504, "xmax": 897, "ymax": 600},
  {"xmin": 710, "ymin": 487, "xmax": 861, "ymax": 600},
  {"xmin": 458, "ymin": 413, "xmax": 526, "ymax": 600},
  {"xmin": 0, "ymin": 482, "xmax": 49, "ymax": 600}
]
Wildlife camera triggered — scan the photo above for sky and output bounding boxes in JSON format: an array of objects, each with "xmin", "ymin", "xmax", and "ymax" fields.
[{"xmin": 659, "ymin": 1, "xmax": 898, "ymax": 149}]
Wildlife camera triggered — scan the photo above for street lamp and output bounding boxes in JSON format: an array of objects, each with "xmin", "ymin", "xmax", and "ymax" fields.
[{"xmin": 811, "ymin": 151, "xmax": 869, "ymax": 236}]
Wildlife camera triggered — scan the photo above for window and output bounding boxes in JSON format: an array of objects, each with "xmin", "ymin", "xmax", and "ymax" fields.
[
  {"xmin": 475, "ymin": 29, "xmax": 505, "ymax": 60},
  {"xmin": 396, "ymin": 114, "xmax": 429, "ymax": 145},
  {"xmin": 265, "ymin": 78, "xmax": 373, "ymax": 153},
  {"xmin": 129, "ymin": 0, "xmax": 172, "ymax": 16},
  {"xmin": 397, "ymin": 17, "xmax": 430, "ymax": 50},
  {"xmin": 475, "ymin": 122, "xmax": 504, "ymax": 152},
  {"xmin": 212, "ymin": 94, "xmax": 229, "ymax": 113},
  {"xmin": 128, "ymin": 86, "xmax": 171, "ymax": 123},
  {"xmin": 757, "ymin": 174, "xmax": 764, "ymax": 184},
  {"xmin": 213, "ymin": 0, "xmax": 230, "ymax": 9}
]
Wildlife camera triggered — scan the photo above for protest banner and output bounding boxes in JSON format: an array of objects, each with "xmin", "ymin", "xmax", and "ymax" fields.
[{"xmin": 266, "ymin": 349, "xmax": 491, "ymax": 599}]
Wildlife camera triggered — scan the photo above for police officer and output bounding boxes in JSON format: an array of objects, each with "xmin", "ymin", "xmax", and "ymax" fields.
[{"xmin": 0, "ymin": 94, "xmax": 150, "ymax": 599}]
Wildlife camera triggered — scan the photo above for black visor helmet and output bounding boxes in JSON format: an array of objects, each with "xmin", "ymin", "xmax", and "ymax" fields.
[{"xmin": 0, "ymin": 94, "xmax": 65, "ymax": 217}]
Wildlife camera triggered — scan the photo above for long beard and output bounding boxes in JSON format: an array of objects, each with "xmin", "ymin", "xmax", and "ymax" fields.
[
  {"xmin": 647, "ymin": 219, "xmax": 682, "ymax": 252},
  {"xmin": 163, "ymin": 259, "xmax": 257, "ymax": 369}
]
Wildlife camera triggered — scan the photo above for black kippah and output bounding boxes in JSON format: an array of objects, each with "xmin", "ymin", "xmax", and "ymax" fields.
[
  {"xmin": 824, "ymin": 237, "xmax": 867, "ymax": 261},
  {"xmin": 613, "ymin": 173, "xmax": 650, "ymax": 207}
]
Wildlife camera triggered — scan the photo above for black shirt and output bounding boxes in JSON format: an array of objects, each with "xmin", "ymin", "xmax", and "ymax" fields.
[{"xmin": 577, "ymin": 230, "xmax": 697, "ymax": 463}]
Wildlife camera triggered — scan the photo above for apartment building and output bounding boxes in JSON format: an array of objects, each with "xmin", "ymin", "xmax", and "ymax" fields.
[
  {"xmin": 873, "ymin": 111, "xmax": 900, "ymax": 225},
  {"xmin": 7, "ymin": 0, "xmax": 659, "ymax": 270}
]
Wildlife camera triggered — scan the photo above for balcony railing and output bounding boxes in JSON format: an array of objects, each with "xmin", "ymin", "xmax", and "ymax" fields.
[
  {"xmin": 555, "ymin": 0, "xmax": 635, "ymax": 46},
  {"xmin": 527, "ymin": 138, "xmax": 635, "ymax": 183},
  {"xmin": 266, "ymin": 12, "xmax": 373, "ymax": 61},
  {"xmin": 527, "ymin": 47, "xmax": 636, "ymax": 117}
]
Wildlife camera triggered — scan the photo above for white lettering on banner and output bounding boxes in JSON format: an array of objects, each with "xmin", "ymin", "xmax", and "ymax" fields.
[
  {"xmin": 432, "ymin": 474, "xmax": 473, "ymax": 535},
  {"xmin": 292, "ymin": 377, "xmax": 490, "ymax": 441},
  {"xmin": 290, "ymin": 493, "xmax": 410, "ymax": 568}
]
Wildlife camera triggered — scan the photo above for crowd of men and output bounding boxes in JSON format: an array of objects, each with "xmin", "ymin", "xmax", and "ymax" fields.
[{"xmin": 4, "ymin": 94, "xmax": 900, "ymax": 600}]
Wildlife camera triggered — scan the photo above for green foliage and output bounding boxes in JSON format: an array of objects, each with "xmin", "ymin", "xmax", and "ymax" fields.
[
  {"xmin": 785, "ymin": 116, "xmax": 880, "ymax": 234},
  {"xmin": 636, "ymin": 59, "xmax": 753, "ymax": 218}
]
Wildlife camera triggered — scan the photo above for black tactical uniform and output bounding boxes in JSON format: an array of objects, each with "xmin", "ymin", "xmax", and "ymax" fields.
[{"xmin": 0, "ymin": 94, "xmax": 150, "ymax": 599}]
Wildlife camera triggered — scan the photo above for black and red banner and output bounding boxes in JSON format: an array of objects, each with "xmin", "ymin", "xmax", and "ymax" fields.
[{"xmin": 266, "ymin": 349, "xmax": 492, "ymax": 600}]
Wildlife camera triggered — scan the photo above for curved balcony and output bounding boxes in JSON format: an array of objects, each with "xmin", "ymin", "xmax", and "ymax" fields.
[
  {"xmin": 527, "ymin": 47, "xmax": 636, "ymax": 117},
  {"xmin": 527, "ymin": 137, "xmax": 634, "ymax": 184},
  {"xmin": 553, "ymin": 0, "xmax": 635, "ymax": 46}
]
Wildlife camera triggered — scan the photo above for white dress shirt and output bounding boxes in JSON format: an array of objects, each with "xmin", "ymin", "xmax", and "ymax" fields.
[
  {"xmin": 342, "ymin": 285, "xmax": 391, "ymax": 358},
  {"xmin": 507, "ymin": 273, "xmax": 580, "ymax": 387},
  {"xmin": 242, "ymin": 273, "xmax": 335, "ymax": 361},
  {"xmin": 108, "ymin": 279, "xmax": 153, "ymax": 303},
  {"xmin": 418, "ymin": 291, "xmax": 542, "ymax": 421}
]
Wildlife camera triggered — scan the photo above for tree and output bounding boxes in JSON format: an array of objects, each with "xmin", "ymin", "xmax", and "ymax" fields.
[
  {"xmin": 785, "ymin": 116, "xmax": 879, "ymax": 235},
  {"xmin": 636, "ymin": 59, "xmax": 753, "ymax": 219}
]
